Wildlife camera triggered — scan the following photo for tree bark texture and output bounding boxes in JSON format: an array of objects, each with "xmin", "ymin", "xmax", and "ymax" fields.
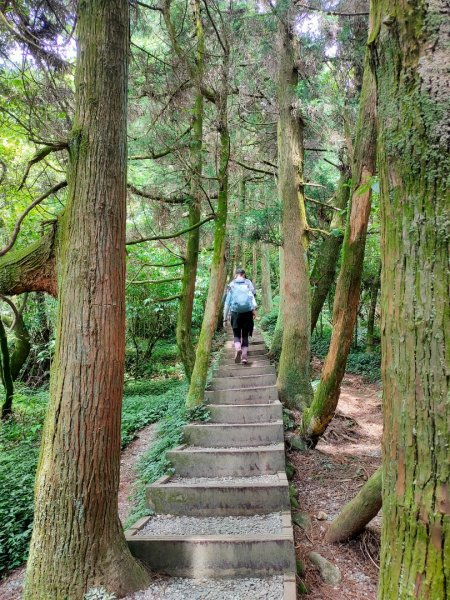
[
  {"xmin": 276, "ymin": 8, "xmax": 313, "ymax": 409},
  {"xmin": 23, "ymin": 2, "xmax": 149, "ymax": 598},
  {"xmin": 325, "ymin": 467, "xmax": 382, "ymax": 543},
  {"xmin": 186, "ymin": 55, "xmax": 230, "ymax": 409},
  {"xmin": 176, "ymin": 0, "xmax": 205, "ymax": 381},
  {"xmin": 260, "ymin": 243, "xmax": 273, "ymax": 313},
  {"xmin": 370, "ymin": 2, "xmax": 450, "ymax": 598},
  {"xmin": 2, "ymin": 310, "xmax": 31, "ymax": 380},
  {"xmin": 310, "ymin": 165, "xmax": 351, "ymax": 333},
  {"xmin": 301, "ymin": 49, "xmax": 376, "ymax": 445}
]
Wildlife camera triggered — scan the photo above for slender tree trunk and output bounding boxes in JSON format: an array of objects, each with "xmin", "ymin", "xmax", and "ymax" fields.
[
  {"xmin": 252, "ymin": 243, "xmax": 258, "ymax": 285},
  {"xmin": 276, "ymin": 7, "xmax": 313, "ymax": 409},
  {"xmin": 0, "ymin": 318, "xmax": 14, "ymax": 419},
  {"xmin": 301, "ymin": 49, "xmax": 376, "ymax": 445},
  {"xmin": 270, "ymin": 246, "xmax": 284, "ymax": 358},
  {"xmin": 370, "ymin": 2, "xmax": 450, "ymax": 597},
  {"xmin": 365, "ymin": 263, "xmax": 380, "ymax": 353},
  {"xmin": 2, "ymin": 300, "xmax": 31, "ymax": 380},
  {"xmin": 260, "ymin": 243, "xmax": 273, "ymax": 313},
  {"xmin": 187, "ymin": 55, "xmax": 230, "ymax": 409},
  {"xmin": 23, "ymin": 2, "xmax": 149, "ymax": 597},
  {"xmin": 310, "ymin": 165, "xmax": 351, "ymax": 333},
  {"xmin": 176, "ymin": 0, "xmax": 205, "ymax": 381},
  {"xmin": 325, "ymin": 468, "xmax": 382, "ymax": 543}
]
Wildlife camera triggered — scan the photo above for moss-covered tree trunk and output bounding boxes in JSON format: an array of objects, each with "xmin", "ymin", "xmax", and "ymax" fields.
[
  {"xmin": 301, "ymin": 49, "xmax": 376, "ymax": 445},
  {"xmin": 325, "ymin": 467, "xmax": 382, "ymax": 543},
  {"xmin": 176, "ymin": 0, "xmax": 205, "ymax": 381},
  {"xmin": 186, "ymin": 54, "xmax": 230, "ymax": 409},
  {"xmin": 310, "ymin": 165, "xmax": 351, "ymax": 333},
  {"xmin": 23, "ymin": 2, "xmax": 149, "ymax": 597},
  {"xmin": 370, "ymin": 2, "xmax": 450, "ymax": 597},
  {"xmin": 0, "ymin": 318, "xmax": 14, "ymax": 419},
  {"xmin": 261, "ymin": 243, "xmax": 273, "ymax": 313},
  {"xmin": 270, "ymin": 245, "xmax": 284, "ymax": 358},
  {"xmin": 252, "ymin": 244, "xmax": 258, "ymax": 284},
  {"xmin": 276, "ymin": 7, "xmax": 313, "ymax": 409}
]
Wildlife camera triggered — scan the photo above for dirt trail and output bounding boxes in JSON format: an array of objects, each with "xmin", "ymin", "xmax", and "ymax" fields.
[
  {"xmin": 290, "ymin": 373, "xmax": 382, "ymax": 599},
  {"xmin": 0, "ymin": 423, "xmax": 157, "ymax": 600}
]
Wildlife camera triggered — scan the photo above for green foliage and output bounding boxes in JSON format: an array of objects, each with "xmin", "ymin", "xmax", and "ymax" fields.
[
  {"xmin": 0, "ymin": 378, "xmax": 183, "ymax": 575},
  {"xmin": 259, "ymin": 303, "xmax": 279, "ymax": 335}
]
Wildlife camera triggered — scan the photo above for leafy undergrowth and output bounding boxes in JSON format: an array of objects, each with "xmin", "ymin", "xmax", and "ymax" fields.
[{"xmin": 0, "ymin": 376, "xmax": 184, "ymax": 576}]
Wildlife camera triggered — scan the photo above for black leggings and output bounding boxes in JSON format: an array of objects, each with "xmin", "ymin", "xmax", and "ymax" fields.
[
  {"xmin": 231, "ymin": 311, "xmax": 253, "ymax": 348},
  {"xmin": 233, "ymin": 327, "xmax": 249, "ymax": 348}
]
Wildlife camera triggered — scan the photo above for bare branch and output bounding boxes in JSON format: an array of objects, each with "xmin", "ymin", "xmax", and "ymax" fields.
[
  {"xmin": 294, "ymin": 2, "xmax": 369, "ymax": 16},
  {"xmin": 126, "ymin": 214, "xmax": 215, "ymax": 245},
  {"xmin": 0, "ymin": 181, "xmax": 67, "ymax": 258},
  {"xmin": 128, "ymin": 276, "xmax": 182, "ymax": 285},
  {"xmin": 230, "ymin": 158, "xmax": 274, "ymax": 177},
  {"xmin": 128, "ymin": 184, "xmax": 187, "ymax": 204},
  {"xmin": 305, "ymin": 196, "xmax": 340, "ymax": 211}
]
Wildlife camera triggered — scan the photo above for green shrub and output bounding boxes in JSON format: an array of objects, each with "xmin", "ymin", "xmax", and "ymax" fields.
[{"xmin": 260, "ymin": 306, "xmax": 279, "ymax": 335}]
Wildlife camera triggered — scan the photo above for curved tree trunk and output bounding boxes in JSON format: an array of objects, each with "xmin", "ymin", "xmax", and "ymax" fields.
[
  {"xmin": 276, "ymin": 5, "xmax": 313, "ymax": 409},
  {"xmin": 325, "ymin": 467, "xmax": 382, "ymax": 543},
  {"xmin": 23, "ymin": 2, "xmax": 149, "ymax": 598},
  {"xmin": 2, "ymin": 297, "xmax": 31, "ymax": 380},
  {"xmin": 310, "ymin": 165, "xmax": 351, "ymax": 333},
  {"xmin": 0, "ymin": 231, "xmax": 57, "ymax": 297},
  {"xmin": 370, "ymin": 1, "xmax": 450, "ymax": 597},
  {"xmin": 176, "ymin": 0, "xmax": 205, "ymax": 381},
  {"xmin": 0, "ymin": 318, "xmax": 14, "ymax": 419},
  {"xmin": 301, "ymin": 48, "xmax": 376, "ymax": 445}
]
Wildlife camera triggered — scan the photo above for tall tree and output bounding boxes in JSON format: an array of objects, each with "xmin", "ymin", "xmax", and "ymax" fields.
[
  {"xmin": 186, "ymin": 18, "xmax": 230, "ymax": 408},
  {"xmin": 370, "ymin": 1, "xmax": 450, "ymax": 597},
  {"xmin": 260, "ymin": 243, "xmax": 273, "ymax": 313},
  {"xmin": 301, "ymin": 48, "xmax": 376, "ymax": 445},
  {"xmin": 23, "ymin": 1, "xmax": 149, "ymax": 597},
  {"xmin": 276, "ymin": 2, "xmax": 313, "ymax": 409}
]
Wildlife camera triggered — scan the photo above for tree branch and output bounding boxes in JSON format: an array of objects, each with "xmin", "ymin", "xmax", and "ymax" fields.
[
  {"xmin": 126, "ymin": 214, "xmax": 215, "ymax": 245},
  {"xmin": 128, "ymin": 184, "xmax": 187, "ymax": 204},
  {"xmin": 305, "ymin": 196, "xmax": 340, "ymax": 211},
  {"xmin": 230, "ymin": 158, "xmax": 274, "ymax": 177},
  {"xmin": 0, "ymin": 181, "xmax": 67, "ymax": 258},
  {"xmin": 294, "ymin": 2, "xmax": 369, "ymax": 16},
  {"xmin": 128, "ymin": 276, "xmax": 182, "ymax": 285},
  {"xmin": 19, "ymin": 143, "xmax": 68, "ymax": 190}
]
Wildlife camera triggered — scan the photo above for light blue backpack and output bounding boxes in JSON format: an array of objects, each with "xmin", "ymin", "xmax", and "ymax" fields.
[{"xmin": 229, "ymin": 281, "xmax": 254, "ymax": 313}]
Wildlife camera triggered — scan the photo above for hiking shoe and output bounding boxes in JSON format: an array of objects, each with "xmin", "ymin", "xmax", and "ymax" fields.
[
  {"xmin": 234, "ymin": 349, "xmax": 242, "ymax": 363},
  {"xmin": 242, "ymin": 357, "xmax": 248, "ymax": 364}
]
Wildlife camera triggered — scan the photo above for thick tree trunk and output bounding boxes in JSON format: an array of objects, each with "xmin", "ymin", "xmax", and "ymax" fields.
[
  {"xmin": 260, "ymin": 243, "xmax": 273, "ymax": 313},
  {"xmin": 186, "ymin": 58, "xmax": 230, "ymax": 409},
  {"xmin": 325, "ymin": 467, "xmax": 382, "ymax": 543},
  {"xmin": 276, "ymin": 8, "xmax": 313, "ymax": 409},
  {"xmin": 176, "ymin": 0, "xmax": 205, "ymax": 381},
  {"xmin": 310, "ymin": 165, "xmax": 351, "ymax": 333},
  {"xmin": 270, "ymin": 246, "xmax": 284, "ymax": 358},
  {"xmin": 370, "ymin": 2, "xmax": 450, "ymax": 598},
  {"xmin": 0, "ymin": 318, "xmax": 14, "ymax": 419},
  {"xmin": 2, "ymin": 310, "xmax": 31, "ymax": 380},
  {"xmin": 301, "ymin": 49, "xmax": 376, "ymax": 445},
  {"xmin": 23, "ymin": 2, "xmax": 149, "ymax": 598},
  {"xmin": 365, "ymin": 263, "xmax": 380, "ymax": 353}
]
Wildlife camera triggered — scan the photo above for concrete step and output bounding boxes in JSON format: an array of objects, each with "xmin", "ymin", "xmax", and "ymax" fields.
[
  {"xmin": 220, "ymin": 355, "xmax": 272, "ymax": 366},
  {"xmin": 167, "ymin": 443, "xmax": 285, "ymax": 477},
  {"xmin": 215, "ymin": 364, "xmax": 276, "ymax": 378},
  {"xmin": 222, "ymin": 347, "xmax": 268, "ymax": 357},
  {"xmin": 205, "ymin": 385, "xmax": 279, "ymax": 405},
  {"xmin": 184, "ymin": 421, "xmax": 284, "ymax": 447},
  {"xmin": 127, "ymin": 512, "xmax": 295, "ymax": 577},
  {"xmin": 146, "ymin": 472, "xmax": 290, "ymax": 516},
  {"xmin": 209, "ymin": 373, "xmax": 276, "ymax": 391},
  {"xmin": 209, "ymin": 401, "xmax": 283, "ymax": 424}
]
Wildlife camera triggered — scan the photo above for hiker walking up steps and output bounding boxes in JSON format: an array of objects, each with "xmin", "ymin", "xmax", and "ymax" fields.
[{"xmin": 223, "ymin": 268, "xmax": 257, "ymax": 364}]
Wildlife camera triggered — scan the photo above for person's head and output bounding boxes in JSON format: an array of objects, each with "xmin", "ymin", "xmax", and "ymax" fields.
[{"xmin": 235, "ymin": 268, "xmax": 246, "ymax": 279}]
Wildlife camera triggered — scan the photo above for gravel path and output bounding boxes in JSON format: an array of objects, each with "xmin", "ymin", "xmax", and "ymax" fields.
[
  {"xmin": 123, "ymin": 576, "xmax": 284, "ymax": 599},
  {"xmin": 138, "ymin": 513, "xmax": 283, "ymax": 535}
]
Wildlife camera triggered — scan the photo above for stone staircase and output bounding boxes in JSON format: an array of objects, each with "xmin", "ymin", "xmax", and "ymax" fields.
[{"xmin": 126, "ymin": 331, "xmax": 296, "ymax": 599}]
